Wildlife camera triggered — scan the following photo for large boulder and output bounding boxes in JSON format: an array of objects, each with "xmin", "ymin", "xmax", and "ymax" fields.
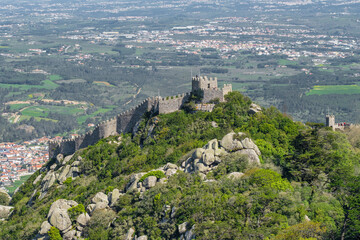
[
  {"xmin": 220, "ymin": 132, "xmax": 244, "ymax": 152},
  {"xmin": 137, "ymin": 236, "xmax": 148, "ymax": 240},
  {"xmin": 164, "ymin": 163, "xmax": 178, "ymax": 171},
  {"xmin": 214, "ymin": 147, "xmax": 227, "ymax": 157},
  {"xmin": 86, "ymin": 204, "xmax": 96, "ymax": 214},
  {"xmin": 0, "ymin": 205, "xmax": 13, "ymax": 218},
  {"xmin": 249, "ymin": 103, "xmax": 262, "ymax": 115},
  {"xmin": 58, "ymin": 165, "xmax": 71, "ymax": 184},
  {"xmin": 39, "ymin": 221, "xmax": 52, "ymax": 235},
  {"xmin": 56, "ymin": 154, "xmax": 64, "ymax": 165},
  {"xmin": 63, "ymin": 229, "xmax": 77, "ymax": 240},
  {"xmin": 185, "ymin": 225, "xmax": 195, "ymax": 240},
  {"xmin": 178, "ymin": 222, "xmax": 187, "ymax": 234},
  {"xmin": 143, "ymin": 176, "xmax": 157, "ymax": 188},
  {"xmin": 192, "ymin": 148, "xmax": 204, "ymax": 159},
  {"xmin": 41, "ymin": 171, "xmax": 56, "ymax": 193},
  {"xmin": 77, "ymin": 213, "xmax": 91, "ymax": 227},
  {"xmin": 165, "ymin": 168, "xmax": 177, "ymax": 177},
  {"xmin": 68, "ymin": 167, "xmax": 80, "ymax": 178},
  {"xmin": 237, "ymin": 149, "xmax": 260, "ymax": 165},
  {"xmin": 205, "ymin": 139, "xmax": 218, "ymax": 150},
  {"xmin": 202, "ymin": 149, "xmax": 215, "ymax": 166},
  {"xmin": 109, "ymin": 189, "xmax": 122, "ymax": 207},
  {"xmin": 92, "ymin": 192, "xmax": 109, "ymax": 205},
  {"xmin": 48, "ymin": 199, "xmax": 78, "ymax": 218},
  {"xmin": 93, "ymin": 202, "xmax": 109, "ymax": 212},
  {"xmin": 62, "ymin": 154, "xmax": 74, "ymax": 165},
  {"xmin": 48, "ymin": 208, "xmax": 72, "ymax": 232},
  {"xmin": 33, "ymin": 175, "xmax": 42, "ymax": 185},
  {"xmin": 195, "ymin": 163, "xmax": 208, "ymax": 173},
  {"xmin": 126, "ymin": 173, "xmax": 145, "ymax": 192},
  {"xmin": 126, "ymin": 228, "xmax": 135, "ymax": 240},
  {"xmin": 71, "ymin": 161, "xmax": 80, "ymax": 167},
  {"xmin": 241, "ymin": 138, "xmax": 261, "ymax": 155}
]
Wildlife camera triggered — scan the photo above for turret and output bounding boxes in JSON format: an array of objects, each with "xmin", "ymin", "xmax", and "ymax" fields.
[
  {"xmin": 326, "ymin": 115, "xmax": 335, "ymax": 131},
  {"xmin": 192, "ymin": 75, "xmax": 218, "ymax": 92}
]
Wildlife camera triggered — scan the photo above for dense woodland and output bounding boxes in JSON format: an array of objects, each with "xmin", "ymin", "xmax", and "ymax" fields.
[{"xmin": 1, "ymin": 92, "xmax": 359, "ymax": 239}]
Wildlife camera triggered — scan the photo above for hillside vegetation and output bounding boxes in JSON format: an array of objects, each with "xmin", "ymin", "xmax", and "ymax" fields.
[{"xmin": 0, "ymin": 92, "xmax": 359, "ymax": 240}]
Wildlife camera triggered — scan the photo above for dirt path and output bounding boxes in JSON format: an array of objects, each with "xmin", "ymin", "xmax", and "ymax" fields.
[
  {"xmin": 13, "ymin": 114, "xmax": 21, "ymax": 123},
  {"xmin": 13, "ymin": 106, "xmax": 32, "ymax": 123},
  {"xmin": 124, "ymin": 87, "xmax": 142, "ymax": 106}
]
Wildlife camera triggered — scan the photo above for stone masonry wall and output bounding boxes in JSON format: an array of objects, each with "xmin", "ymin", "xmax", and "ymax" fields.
[
  {"xmin": 158, "ymin": 93, "xmax": 191, "ymax": 114},
  {"xmin": 202, "ymin": 89, "xmax": 225, "ymax": 103},
  {"xmin": 49, "ymin": 97, "xmax": 161, "ymax": 159}
]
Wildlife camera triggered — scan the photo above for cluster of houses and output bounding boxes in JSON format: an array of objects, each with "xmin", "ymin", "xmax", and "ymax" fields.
[{"xmin": 0, "ymin": 136, "xmax": 62, "ymax": 189}]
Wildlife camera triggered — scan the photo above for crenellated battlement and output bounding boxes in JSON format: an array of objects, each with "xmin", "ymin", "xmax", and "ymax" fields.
[{"xmin": 49, "ymin": 76, "xmax": 232, "ymax": 159}]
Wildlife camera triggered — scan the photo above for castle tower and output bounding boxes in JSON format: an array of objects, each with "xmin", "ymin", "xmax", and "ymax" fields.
[
  {"xmin": 192, "ymin": 75, "xmax": 218, "ymax": 92},
  {"xmin": 326, "ymin": 115, "xmax": 335, "ymax": 130}
]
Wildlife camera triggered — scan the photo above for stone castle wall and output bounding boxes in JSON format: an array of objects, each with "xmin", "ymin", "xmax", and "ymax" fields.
[
  {"xmin": 202, "ymin": 89, "xmax": 225, "ymax": 103},
  {"xmin": 49, "ymin": 96, "xmax": 183, "ymax": 159},
  {"xmin": 49, "ymin": 76, "xmax": 232, "ymax": 159},
  {"xmin": 158, "ymin": 93, "xmax": 191, "ymax": 114}
]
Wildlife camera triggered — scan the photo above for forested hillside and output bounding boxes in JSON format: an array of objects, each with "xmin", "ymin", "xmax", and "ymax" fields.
[{"xmin": 0, "ymin": 92, "xmax": 359, "ymax": 240}]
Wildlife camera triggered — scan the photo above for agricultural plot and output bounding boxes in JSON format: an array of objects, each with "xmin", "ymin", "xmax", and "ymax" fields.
[
  {"xmin": 9, "ymin": 103, "xmax": 30, "ymax": 111},
  {"xmin": 306, "ymin": 85, "xmax": 360, "ymax": 96},
  {"xmin": 18, "ymin": 105, "xmax": 85, "ymax": 122},
  {"xmin": 5, "ymin": 175, "xmax": 31, "ymax": 195},
  {"xmin": 0, "ymin": 74, "xmax": 59, "ymax": 90}
]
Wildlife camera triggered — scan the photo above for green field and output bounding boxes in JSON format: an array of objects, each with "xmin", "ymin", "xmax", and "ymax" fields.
[
  {"xmin": 17, "ymin": 105, "xmax": 85, "ymax": 123},
  {"xmin": 306, "ymin": 85, "xmax": 360, "ymax": 95},
  {"xmin": 5, "ymin": 175, "xmax": 31, "ymax": 195},
  {"xmin": 19, "ymin": 115, "xmax": 59, "ymax": 122},
  {"xmin": 0, "ymin": 74, "xmax": 59, "ymax": 90},
  {"xmin": 278, "ymin": 59, "xmax": 298, "ymax": 66},
  {"xmin": 9, "ymin": 103, "xmax": 30, "ymax": 110}
]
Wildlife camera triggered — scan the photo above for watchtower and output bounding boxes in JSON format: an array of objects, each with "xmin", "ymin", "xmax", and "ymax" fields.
[
  {"xmin": 192, "ymin": 76, "xmax": 218, "ymax": 91},
  {"xmin": 326, "ymin": 115, "xmax": 335, "ymax": 130}
]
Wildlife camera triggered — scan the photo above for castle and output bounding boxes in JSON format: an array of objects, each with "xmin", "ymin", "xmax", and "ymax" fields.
[
  {"xmin": 326, "ymin": 115, "xmax": 352, "ymax": 131},
  {"xmin": 49, "ymin": 76, "xmax": 232, "ymax": 159}
]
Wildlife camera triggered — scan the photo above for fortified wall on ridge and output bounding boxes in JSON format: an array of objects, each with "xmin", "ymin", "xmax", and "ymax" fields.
[{"xmin": 49, "ymin": 76, "xmax": 232, "ymax": 159}]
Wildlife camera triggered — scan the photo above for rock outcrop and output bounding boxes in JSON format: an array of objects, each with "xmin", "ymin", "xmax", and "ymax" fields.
[
  {"xmin": 0, "ymin": 205, "xmax": 13, "ymax": 219},
  {"xmin": 38, "ymin": 155, "xmax": 81, "ymax": 200},
  {"xmin": 123, "ymin": 132, "xmax": 261, "ymax": 194},
  {"xmin": 183, "ymin": 132, "xmax": 261, "ymax": 174},
  {"xmin": 47, "ymin": 199, "xmax": 78, "ymax": 232},
  {"xmin": 248, "ymin": 103, "xmax": 262, "ymax": 115},
  {"xmin": 34, "ymin": 131, "xmax": 261, "ymax": 239},
  {"xmin": 36, "ymin": 199, "xmax": 80, "ymax": 239}
]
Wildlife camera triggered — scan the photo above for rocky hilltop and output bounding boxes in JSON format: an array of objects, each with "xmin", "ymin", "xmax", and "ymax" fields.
[{"xmin": 0, "ymin": 91, "xmax": 359, "ymax": 240}]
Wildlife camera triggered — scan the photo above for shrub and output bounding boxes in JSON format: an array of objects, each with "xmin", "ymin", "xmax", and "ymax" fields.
[
  {"xmin": 63, "ymin": 177, "xmax": 72, "ymax": 186},
  {"xmin": 68, "ymin": 204, "xmax": 85, "ymax": 220},
  {"xmin": 209, "ymin": 152, "xmax": 249, "ymax": 179},
  {"xmin": 0, "ymin": 192, "xmax": 10, "ymax": 205},
  {"xmin": 274, "ymin": 221, "xmax": 326, "ymax": 240},
  {"xmin": 48, "ymin": 226, "xmax": 62, "ymax": 240},
  {"xmin": 105, "ymin": 186, "xmax": 115, "ymax": 194},
  {"xmin": 139, "ymin": 171, "xmax": 166, "ymax": 182}
]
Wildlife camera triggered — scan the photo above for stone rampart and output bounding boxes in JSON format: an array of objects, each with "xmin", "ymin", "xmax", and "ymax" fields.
[
  {"xmin": 202, "ymin": 89, "xmax": 225, "ymax": 103},
  {"xmin": 158, "ymin": 93, "xmax": 191, "ymax": 114},
  {"xmin": 49, "ymin": 76, "xmax": 232, "ymax": 159},
  {"xmin": 49, "ymin": 97, "xmax": 161, "ymax": 159}
]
